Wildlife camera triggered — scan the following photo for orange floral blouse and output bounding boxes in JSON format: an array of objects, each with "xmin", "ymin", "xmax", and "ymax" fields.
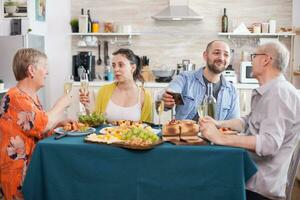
[{"xmin": 0, "ymin": 87, "xmax": 50, "ymax": 199}]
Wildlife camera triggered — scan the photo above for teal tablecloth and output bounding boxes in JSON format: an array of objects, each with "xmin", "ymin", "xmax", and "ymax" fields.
[{"xmin": 23, "ymin": 134, "xmax": 257, "ymax": 200}]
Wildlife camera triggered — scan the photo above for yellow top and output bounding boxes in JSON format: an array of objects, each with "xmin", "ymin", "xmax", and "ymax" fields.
[{"xmin": 94, "ymin": 82, "xmax": 153, "ymax": 123}]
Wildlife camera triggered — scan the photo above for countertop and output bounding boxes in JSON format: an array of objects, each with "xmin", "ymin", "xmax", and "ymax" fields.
[
  {"xmin": 0, "ymin": 89, "xmax": 8, "ymax": 93},
  {"xmin": 72, "ymin": 81, "xmax": 259, "ymax": 89}
]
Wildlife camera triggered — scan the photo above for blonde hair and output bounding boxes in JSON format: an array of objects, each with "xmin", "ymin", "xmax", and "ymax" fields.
[{"xmin": 12, "ymin": 48, "xmax": 47, "ymax": 81}]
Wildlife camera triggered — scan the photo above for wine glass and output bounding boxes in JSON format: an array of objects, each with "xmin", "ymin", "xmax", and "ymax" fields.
[
  {"xmin": 80, "ymin": 73, "xmax": 89, "ymax": 95},
  {"xmin": 64, "ymin": 75, "xmax": 74, "ymax": 94},
  {"xmin": 197, "ymin": 95, "xmax": 207, "ymax": 121},
  {"xmin": 155, "ymin": 100, "xmax": 164, "ymax": 129}
]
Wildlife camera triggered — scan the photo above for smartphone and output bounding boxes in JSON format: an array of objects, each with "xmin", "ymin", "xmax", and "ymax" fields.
[{"xmin": 167, "ymin": 92, "xmax": 184, "ymax": 105}]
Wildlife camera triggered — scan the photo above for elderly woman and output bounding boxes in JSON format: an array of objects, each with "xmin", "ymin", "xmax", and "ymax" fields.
[
  {"xmin": 0, "ymin": 48, "xmax": 71, "ymax": 199},
  {"xmin": 80, "ymin": 48, "xmax": 153, "ymax": 123}
]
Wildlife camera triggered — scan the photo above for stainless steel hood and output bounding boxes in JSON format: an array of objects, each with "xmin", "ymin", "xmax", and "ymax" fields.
[{"xmin": 152, "ymin": 0, "xmax": 203, "ymax": 21}]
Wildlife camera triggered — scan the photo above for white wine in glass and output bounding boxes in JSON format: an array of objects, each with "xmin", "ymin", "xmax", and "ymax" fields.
[
  {"xmin": 155, "ymin": 100, "xmax": 164, "ymax": 127},
  {"xmin": 80, "ymin": 73, "xmax": 89, "ymax": 95},
  {"xmin": 197, "ymin": 96, "xmax": 208, "ymax": 120},
  {"xmin": 64, "ymin": 75, "xmax": 74, "ymax": 94}
]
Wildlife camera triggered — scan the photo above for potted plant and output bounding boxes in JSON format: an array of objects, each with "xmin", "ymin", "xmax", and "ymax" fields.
[
  {"xmin": 70, "ymin": 18, "xmax": 79, "ymax": 33},
  {"xmin": 4, "ymin": 0, "xmax": 18, "ymax": 16},
  {"xmin": 0, "ymin": 80, "xmax": 4, "ymax": 90}
]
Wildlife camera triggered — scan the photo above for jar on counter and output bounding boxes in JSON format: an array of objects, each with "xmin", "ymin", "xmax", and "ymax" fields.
[
  {"xmin": 92, "ymin": 21, "xmax": 99, "ymax": 33},
  {"xmin": 261, "ymin": 23, "xmax": 269, "ymax": 33},
  {"xmin": 253, "ymin": 23, "xmax": 261, "ymax": 33},
  {"xmin": 104, "ymin": 22, "xmax": 114, "ymax": 33}
]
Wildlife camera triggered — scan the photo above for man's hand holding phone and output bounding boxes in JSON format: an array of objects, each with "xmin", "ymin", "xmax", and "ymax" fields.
[{"xmin": 162, "ymin": 90, "xmax": 184, "ymax": 109}]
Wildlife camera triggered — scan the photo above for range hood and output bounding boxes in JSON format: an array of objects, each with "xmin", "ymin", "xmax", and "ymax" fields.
[{"xmin": 152, "ymin": 0, "xmax": 203, "ymax": 21}]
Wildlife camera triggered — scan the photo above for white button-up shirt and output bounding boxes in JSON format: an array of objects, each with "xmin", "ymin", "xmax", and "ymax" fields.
[{"xmin": 242, "ymin": 75, "xmax": 300, "ymax": 199}]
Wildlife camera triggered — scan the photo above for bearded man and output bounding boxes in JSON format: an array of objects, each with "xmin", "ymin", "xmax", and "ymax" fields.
[{"xmin": 162, "ymin": 40, "xmax": 240, "ymax": 120}]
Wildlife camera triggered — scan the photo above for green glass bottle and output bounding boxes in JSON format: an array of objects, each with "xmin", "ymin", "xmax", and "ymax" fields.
[
  {"xmin": 207, "ymin": 83, "xmax": 216, "ymax": 119},
  {"xmin": 222, "ymin": 8, "xmax": 228, "ymax": 33}
]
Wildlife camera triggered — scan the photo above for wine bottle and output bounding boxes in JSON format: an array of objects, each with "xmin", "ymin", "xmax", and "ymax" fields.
[
  {"xmin": 79, "ymin": 8, "xmax": 88, "ymax": 33},
  {"xmin": 206, "ymin": 83, "xmax": 216, "ymax": 119},
  {"xmin": 221, "ymin": 8, "xmax": 228, "ymax": 33},
  {"xmin": 87, "ymin": 10, "xmax": 92, "ymax": 33}
]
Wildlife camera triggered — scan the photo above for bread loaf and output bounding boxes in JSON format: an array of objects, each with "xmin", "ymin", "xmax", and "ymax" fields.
[
  {"xmin": 180, "ymin": 121, "xmax": 199, "ymax": 136},
  {"xmin": 162, "ymin": 120, "xmax": 200, "ymax": 143}
]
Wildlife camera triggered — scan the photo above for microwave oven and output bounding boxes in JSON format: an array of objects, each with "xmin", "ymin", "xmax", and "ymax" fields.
[{"xmin": 240, "ymin": 61, "xmax": 258, "ymax": 83}]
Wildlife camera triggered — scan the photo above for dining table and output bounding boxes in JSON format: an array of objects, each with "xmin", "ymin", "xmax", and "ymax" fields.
[{"xmin": 22, "ymin": 127, "xmax": 257, "ymax": 200}]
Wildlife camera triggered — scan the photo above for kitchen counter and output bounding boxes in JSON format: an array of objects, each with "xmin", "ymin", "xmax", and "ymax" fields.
[
  {"xmin": 73, "ymin": 81, "xmax": 258, "ymax": 89},
  {"xmin": 0, "ymin": 89, "xmax": 8, "ymax": 93}
]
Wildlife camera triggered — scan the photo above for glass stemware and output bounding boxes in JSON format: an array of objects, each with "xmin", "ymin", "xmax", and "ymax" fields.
[
  {"xmin": 155, "ymin": 100, "xmax": 164, "ymax": 129},
  {"xmin": 80, "ymin": 73, "xmax": 89, "ymax": 95},
  {"xmin": 64, "ymin": 75, "xmax": 74, "ymax": 94},
  {"xmin": 197, "ymin": 95, "xmax": 207, "ymax": 121}
]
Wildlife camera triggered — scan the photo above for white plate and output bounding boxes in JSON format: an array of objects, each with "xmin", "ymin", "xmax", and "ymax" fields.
[
  {"xmin": 54, "ymin": 127, "xmax": 96, "ymax": 136},
  {"xmin": 99, "ymin": 127, "xmax": 115, "ymax": 134},
  {"xmin": 99, "ymin": 127, "xmax": 161, "ymax": 135}
]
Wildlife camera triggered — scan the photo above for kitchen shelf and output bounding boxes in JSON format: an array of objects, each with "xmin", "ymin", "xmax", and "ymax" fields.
[
  {"xmin": 218, "ymin": 32, "xmax": 295, "ymax": 38},
  {"xmin": 70, "ymin": 32, "xmax": 141, "ymax": 36}
]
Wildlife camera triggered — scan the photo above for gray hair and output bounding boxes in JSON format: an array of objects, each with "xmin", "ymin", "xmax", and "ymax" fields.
[{"xmin": 259, "ymin": 41, "xmax": 290, "ymax": 72}]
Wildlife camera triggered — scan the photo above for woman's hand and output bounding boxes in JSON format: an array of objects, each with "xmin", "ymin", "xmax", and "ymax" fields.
[
  {"xmin": 162, "ymin": 90, "xmax": 175, "ymax": 109},
  {"xmin": 79, "ymin": 88, "xmax": 90, "ymax": 106}
]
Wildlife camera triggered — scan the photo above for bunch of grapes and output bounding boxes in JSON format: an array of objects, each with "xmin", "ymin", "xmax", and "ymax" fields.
[{"xmin": 121, "ymin": 127, "xmax": 159, "ymax": 143}]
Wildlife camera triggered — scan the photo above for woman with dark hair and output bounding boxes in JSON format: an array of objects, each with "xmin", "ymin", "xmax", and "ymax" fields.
[{"xmin": 80, "ymin": 48, "xmax": 153, "ymax": 122}]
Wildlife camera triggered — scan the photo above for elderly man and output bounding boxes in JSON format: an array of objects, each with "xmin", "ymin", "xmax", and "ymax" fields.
[
  {"xmin": 162, "ymin": 40, "xmax": 240, "ymax": 121},
  {"xmin": 200, "ymin": 41, "xmax": 300, "ymax": 200}
]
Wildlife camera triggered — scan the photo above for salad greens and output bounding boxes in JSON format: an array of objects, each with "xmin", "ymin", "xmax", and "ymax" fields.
[{"xmin": 78, "ymin": 112, "xmax": 106, "ymax": 127}]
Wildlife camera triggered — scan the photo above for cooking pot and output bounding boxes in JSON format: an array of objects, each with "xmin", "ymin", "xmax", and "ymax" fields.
[
  {"xmin": 182, "ymin": 59, "xmax": 195, "ymax": 71},
  {"xmin": 184, "ymin": 63, "xmax": 195, "ymax": 71},
  {"xmin": 152, "ymin": 70, "xmax": 175, "ymax": 78}
]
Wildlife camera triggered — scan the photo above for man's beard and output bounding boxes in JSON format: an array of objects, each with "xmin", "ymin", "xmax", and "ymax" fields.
[{"xmin": 207, "ymin": 61, "xmax": 227, "ymax": 74}]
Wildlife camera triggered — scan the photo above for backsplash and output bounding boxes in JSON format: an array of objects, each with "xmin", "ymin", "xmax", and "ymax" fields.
[{"xmin": 71, "ymin": 0, "xmax": 292, "ymax": 79}]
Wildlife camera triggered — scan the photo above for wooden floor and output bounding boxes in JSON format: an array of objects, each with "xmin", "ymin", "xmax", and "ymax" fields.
[{"xmin": 292, "ymin": 179, "xmax": 300, "ymax": 200}]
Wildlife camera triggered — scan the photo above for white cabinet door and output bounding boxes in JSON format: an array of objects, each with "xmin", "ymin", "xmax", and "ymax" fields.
[{"xmin": 239, "ymin": 89, "xmax": 252, "ymax": 116}]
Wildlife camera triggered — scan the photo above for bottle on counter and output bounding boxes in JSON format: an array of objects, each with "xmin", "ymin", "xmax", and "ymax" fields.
[
  {"xmin": 87, "ymin": 9, "xmax": 92, "ymax": 33},
  {"xmin": 104, "ymin": 66, "xmax": 114, "ymax": 81},
  {"xmin": 206, "ymin": 83, "xmax": 216, "ymax": 119},
  {"xmin": 79, "ymin": 8, "xmax": 88, "ymax": 33},
  {"xmin": 221, "ymin": 8, "xmax": 228, "ymax": 33},
  {"xmin": 92, "ymin": 21, "xmax": 99, "ymax": 33}
]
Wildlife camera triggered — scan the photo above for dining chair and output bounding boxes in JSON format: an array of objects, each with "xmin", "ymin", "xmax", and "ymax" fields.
[{"xmin": 286, "ymin": 140, "xmax": 300, "ymax": 200}]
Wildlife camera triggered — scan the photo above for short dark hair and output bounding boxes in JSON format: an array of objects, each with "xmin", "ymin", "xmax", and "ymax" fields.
[
  {"xmin": 112, "ymin": 48, "xmax": 144, "ymax": 82},
  {"xmin": 205, "ymin": 40, "xmax": 228, "ymax": 52}
]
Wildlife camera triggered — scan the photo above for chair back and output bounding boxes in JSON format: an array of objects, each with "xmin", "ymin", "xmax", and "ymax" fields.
[{"xmin": 286, "ymin": 140, "xmax": 300, "ymax": 200}]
